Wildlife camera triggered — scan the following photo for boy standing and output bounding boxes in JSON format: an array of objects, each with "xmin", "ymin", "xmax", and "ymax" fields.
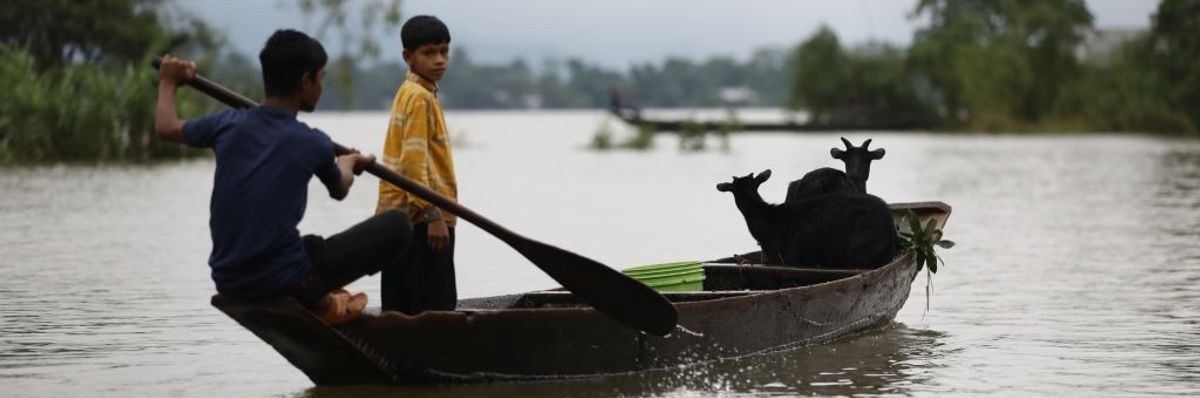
[
  {"xmin": 376, "ymin": 15, "xmax": 458, "ymax": 314},
  {"xmin": 155, "ymin": 30, "xmax": 413, "ymax": 324}
]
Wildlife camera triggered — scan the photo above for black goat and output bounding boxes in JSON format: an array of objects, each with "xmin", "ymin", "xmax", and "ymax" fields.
[
  {"xmin": 785, "ymin": 137, "xmax": 885, "ymax": 202},
  {"xmin": 718, "ymin": 169, "xmax": 900, "ymax": 268}
]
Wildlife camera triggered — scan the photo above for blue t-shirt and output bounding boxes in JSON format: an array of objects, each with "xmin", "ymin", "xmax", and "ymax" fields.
[{"xmin": 183, "ymin": 106, "xmax": 342, "ymax": 299}]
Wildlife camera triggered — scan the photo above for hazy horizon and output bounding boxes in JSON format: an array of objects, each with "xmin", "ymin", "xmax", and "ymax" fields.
[{"xmin": 180, "ymin": 0, "xmax": 1159, "ymax": 68}]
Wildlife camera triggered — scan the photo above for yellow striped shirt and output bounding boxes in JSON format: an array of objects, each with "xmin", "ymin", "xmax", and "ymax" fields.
[{"xmin": 376, "ymin": 71, "xmax": 457, "ymax": 227}]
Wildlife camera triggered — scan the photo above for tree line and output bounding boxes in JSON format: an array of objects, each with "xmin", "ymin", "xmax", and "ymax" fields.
[
  {"xmin": 312, "ymin": 47, "xmax": 791, "ymax": 111},
  {"xmin": 786, "ymin": 0, "xmax": 1198, "ymax": 135}
]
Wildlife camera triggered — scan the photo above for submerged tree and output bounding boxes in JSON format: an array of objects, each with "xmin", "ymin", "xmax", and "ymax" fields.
[
  {"xmin": 908, "ymin": 0, "xmax": 1094, "ymax": 130},
  {"xmin": 1148, "ymin": 0, "xmax": 1200, "ymax": 132},
  {"xmin": 0, "ymin": 0, "xmax": 169, "ymax": 68},
  {"xmin": 788, "ymin": 26, "xmax": 851, "ymax": 123},
  {"xmin": 788, "ymin": 26, "xmax": 938, "ymax": 127}
]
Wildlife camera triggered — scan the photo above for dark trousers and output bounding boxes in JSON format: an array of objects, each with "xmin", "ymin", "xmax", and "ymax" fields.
[
  {"xmin": 381, "ymin": 222, "xmax": 457, "ymax": 314},
  {"xmin": 291, "ymin": 210, "xmax": 412, "ymax": 305}
]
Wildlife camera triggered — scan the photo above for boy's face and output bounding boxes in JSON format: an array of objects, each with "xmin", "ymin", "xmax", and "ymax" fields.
[
  {"xmin": 298, "ymin": 68, "xmax": 326, "ymax": 112},
  {"xmin": 403, "ymin": 42, "xmax": 450, "ymax": 82}
]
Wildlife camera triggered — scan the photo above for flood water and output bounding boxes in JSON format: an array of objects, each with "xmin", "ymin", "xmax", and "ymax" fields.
[{"xmin": 2, "ymin": 110, "xmax": 1198, "ymax": 397}]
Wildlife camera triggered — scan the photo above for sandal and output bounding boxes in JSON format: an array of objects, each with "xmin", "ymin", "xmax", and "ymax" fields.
[{"xmin": 316, "ymin": 290, "xmax": 369, "ymax": 325}]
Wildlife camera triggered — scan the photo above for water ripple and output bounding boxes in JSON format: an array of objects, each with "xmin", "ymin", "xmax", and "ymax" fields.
[{"xmin": 4, "ymin": 124, "xmax": 1200, "ymax": 397}]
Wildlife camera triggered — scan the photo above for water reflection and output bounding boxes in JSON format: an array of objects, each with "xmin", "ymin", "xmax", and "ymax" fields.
[{"xmin": 296, "ymin": 324, "xmax": 945, "ymax": 398}]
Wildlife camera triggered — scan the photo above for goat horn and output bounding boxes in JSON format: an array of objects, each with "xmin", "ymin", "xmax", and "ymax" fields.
[
  {"xmin": 840, "ymin": 137, "xmax": 852, "ymax": 149},
  {"xmin": 863, "ymin": 138, "xmax": 872, "ymax": 149}
]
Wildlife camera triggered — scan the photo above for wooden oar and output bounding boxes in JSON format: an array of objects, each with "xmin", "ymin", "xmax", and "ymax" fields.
[{"xmin": 153, "ymin": 58, "xmax": 678, "ymax": 336}]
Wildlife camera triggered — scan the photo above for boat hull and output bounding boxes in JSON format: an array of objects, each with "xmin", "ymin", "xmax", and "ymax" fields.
[{"xmin": 212, "ymin": 202, "xmax": 950, "ymax": 385}]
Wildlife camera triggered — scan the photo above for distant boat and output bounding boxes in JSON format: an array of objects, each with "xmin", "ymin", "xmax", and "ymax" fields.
[
  {"xmin": 607, "ymin": 91, "xmax": 925, "ymax": 133},
  {"xmin": 211, "ymin": 202, "xmax": 951, "ymax": 385}
]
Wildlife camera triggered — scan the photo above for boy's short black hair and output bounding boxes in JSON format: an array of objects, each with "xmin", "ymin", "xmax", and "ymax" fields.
[
  {"xmin": 259, "ymin": 29, "xmax": 327, "ymax": 97},
  {"xmin": 401, "ymin": 15, "xmax": 451, "ymax": 51}
]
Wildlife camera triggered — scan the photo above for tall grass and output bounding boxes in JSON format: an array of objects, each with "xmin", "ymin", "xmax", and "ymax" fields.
[{"xmin": 0, "ymin": 46, "xmax": 215, "ymax": 164}]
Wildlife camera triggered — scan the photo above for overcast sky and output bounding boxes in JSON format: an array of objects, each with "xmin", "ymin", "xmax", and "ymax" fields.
[{"xmin": 181, "ymin": 0, "xmax": 1161, "ymax": 68}]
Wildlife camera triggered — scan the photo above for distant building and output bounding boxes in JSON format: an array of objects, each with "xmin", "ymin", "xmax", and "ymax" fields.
[
  {"xmin": 1076, "ymin": 28, "xmax": 1146, "ymax": 65},
  {"xmin": 718, "ymin": 86, "xmax": 757, "ymax": 106},
  {"xmin": 522, "ymin": 94, "xmax": 544, "ymax": 109}
]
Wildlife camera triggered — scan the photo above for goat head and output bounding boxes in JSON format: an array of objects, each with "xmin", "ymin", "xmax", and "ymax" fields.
[
  {"xmin": 716, "ymin": 169, "xmax": 772, "ymax": 192},
  {"xmin": 831, "ymin": 137, "xmax": 885, "ymax": 161}
]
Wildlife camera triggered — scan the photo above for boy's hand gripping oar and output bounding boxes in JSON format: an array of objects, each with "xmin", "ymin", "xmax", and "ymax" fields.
[{"xmin": 153, "ymin": 58, "xmax": 678, "ymax": 336}]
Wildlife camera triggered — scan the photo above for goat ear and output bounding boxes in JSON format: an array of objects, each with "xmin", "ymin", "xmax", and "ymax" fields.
[
  {"xmin": 840, "ymin": 137, "xmax": 853, "ymax": 149},
  {"xmin": 831, "ymin": 147, "xmax": 845, "ymax": 159},
  {"xmin": 716, "ymin": 182, "xmax": 732, "ymax": 192},
  {"xmin": 869, "ymin": 148, "xmax": 885, "ymax": 160},
  {"xmin": 755, "ymin": 169, "xmax": 772, "ymax": 184}
]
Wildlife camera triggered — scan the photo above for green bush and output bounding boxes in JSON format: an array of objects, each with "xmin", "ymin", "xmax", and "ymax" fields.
[
  {"xmin": 0, "ymin": 46, "xmax": 212, "ymax": 164},
  {"xmin": 618, "ymin": 122, "xmax": 655, "ymax": 150}
]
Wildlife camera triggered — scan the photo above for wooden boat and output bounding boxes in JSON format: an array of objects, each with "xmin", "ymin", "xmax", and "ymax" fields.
[
  {"xmin": 610, "ymin": 108, "xmax": 923, "ymax": 133},
  {"xmin": 606, "ymin": 93, "xmax": 923, "ymax": 133},
  {"xmin": 212, "ymin": 201, "xmax": 951, "ymax": 385}
]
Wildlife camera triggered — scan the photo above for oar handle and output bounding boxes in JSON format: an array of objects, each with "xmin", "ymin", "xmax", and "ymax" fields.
[
  {"xmin": 354, "ymin": 160, "xmax": 518, "ymax": 243},
  {"xmin": 153, "ymin": 57, "xmax": 679, "ymax": 336},
  {"xmin": 152, "ymin": 57, "xmax": 515, "ymax": 240}
]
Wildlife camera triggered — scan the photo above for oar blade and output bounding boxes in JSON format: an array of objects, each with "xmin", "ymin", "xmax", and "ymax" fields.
[{"xmin": 510, "ymin": 237, "xmax": 679, "ymax": 336}]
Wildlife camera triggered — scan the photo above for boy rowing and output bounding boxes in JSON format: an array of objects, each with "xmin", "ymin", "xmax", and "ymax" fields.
[{"xmin": 154, "ymin": 29, "xmax": 411, "ymax": 324}]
